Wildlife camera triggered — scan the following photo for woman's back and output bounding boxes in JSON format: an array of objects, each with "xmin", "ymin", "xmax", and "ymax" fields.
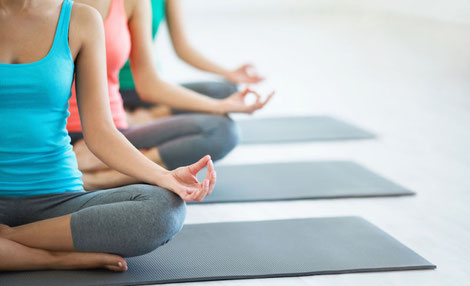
[{"xmin": 0, "ymin": 0, "xmax": 82, "ymax": 197}]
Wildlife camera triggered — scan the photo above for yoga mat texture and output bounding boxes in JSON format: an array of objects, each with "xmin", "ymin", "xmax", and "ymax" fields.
[
  {"xmin": 238, "ymin": 115, "xmax": 375, "ymax": 144},
  {"xmin": 0, "ymin": 217, "xmax": 435, "ymax": 286},
  {"xmin": 193, "ymin": 161, "xmax": 414, "ymax": 204}
]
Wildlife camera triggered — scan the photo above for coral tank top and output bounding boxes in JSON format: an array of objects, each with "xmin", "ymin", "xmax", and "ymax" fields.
[{"xmin": 67, "ymin": 0, "xmax": 131, "ymax": 131}]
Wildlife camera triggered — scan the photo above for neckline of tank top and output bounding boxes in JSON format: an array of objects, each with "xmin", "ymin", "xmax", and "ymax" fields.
[{"xmin": 0, "ymin": 0, "xmax": 70, "ymax": 68}]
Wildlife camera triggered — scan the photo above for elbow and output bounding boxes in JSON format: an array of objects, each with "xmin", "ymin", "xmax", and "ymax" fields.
[
  {"xmin": 173, "ymin": 44, "xmax": 191, "ymax": 62},
  {"xmin": 134, "ymin": 85, "xmax": 153, "ymax": 102},
  {"xmin": 174, "ymin": 49, "xmax": 186, "ymax": 61},
  {"xmin": 134, "ymin": 78, "xmax": 165, "ymax": 103},
  {"xmin": 134, "ymin": 87, "xmax": 149, "ymax": 101},
  {"xmin": 82, "ymin": 120, "xmax": 117, "ymax": 150}
]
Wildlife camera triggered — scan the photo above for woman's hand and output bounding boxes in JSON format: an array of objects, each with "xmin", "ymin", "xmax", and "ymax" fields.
[
  {"xmin": 224, "ymin": 64, "xmax": 264, "ymax": 84},
  {"xmin": 159, "ymin": 155, "xmax": 216, "ymax": 202},
  {"xmin": 218, "ymin": 88, "xmax": 274, "ymax": 114}
]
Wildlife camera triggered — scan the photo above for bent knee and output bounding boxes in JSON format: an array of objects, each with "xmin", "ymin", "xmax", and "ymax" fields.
[
  {"xmin": 217, "ymin": 82, "xmax": 238, "ymax": 98},
  {"xmin": 128, "ymin": 187, "xmax": 186, "ymax": 256},
  {"xmin": 205, "ymin": 116, "xmax": 239, "ymax": 160}
]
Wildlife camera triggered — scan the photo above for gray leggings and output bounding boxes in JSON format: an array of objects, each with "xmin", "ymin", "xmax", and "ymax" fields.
[
  {"xmin": 70, "ymin": 81, "xmax": 239, "ymax": 170},
  {"xmin": 123, "ymin": 113, "xmax": 238, "ymax": 170},
  {"xmin": 121, "ymin": 81, "xmax": 238, "ymax": 112},
  {"xmin": 0, "ymin": 185, "xmax": 186, "ymax": 257}
]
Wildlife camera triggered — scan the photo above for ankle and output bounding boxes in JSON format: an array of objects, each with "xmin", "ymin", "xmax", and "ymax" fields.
[
  {"xmin": 44, "ymin": 251, "xmax": 66, "ymax": 269},
  {"xmin": 81, "ymin": 172, "xmax": 101, "ymax": 191},
  {"xmin": 0, "ymin": 224, "xmax": 12, "ymax": 238}
]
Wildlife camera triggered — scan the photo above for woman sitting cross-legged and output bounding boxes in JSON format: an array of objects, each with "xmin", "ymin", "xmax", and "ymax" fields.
[
  {"xmin": 0, "ymin": 0, "xmax": 215, "ymax": 272},
  {"xmin": 67, "ymin": 0, "xmax": 273, "ymax": 191}
]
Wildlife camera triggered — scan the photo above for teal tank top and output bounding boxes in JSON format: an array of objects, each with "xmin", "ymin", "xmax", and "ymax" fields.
[
  {"xmin": 119, "ymin": 0, "xmax": 166, "ymax": 90},
  {"xmin": 0, "ymin": 0, "xmax": 83, "ymax": 197}
]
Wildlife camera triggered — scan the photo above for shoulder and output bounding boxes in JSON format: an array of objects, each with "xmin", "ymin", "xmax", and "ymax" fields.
[
  {"xmin": 70, "ymin": 3, "xmax": 103, "ymax": 32},
  {"xmin": 124, "ymin": 0, "xmax": 140, "ymax": 20},
  {"xmin": 124, "ymin": 0, "xmax": 154, "ymax": 21},
  {"xmin": 69, "ymin": 2, "xmax": 104, "ymax": 45},
  {"xmin": 67, "ymin": 2, "xmax": 105, "ymax": 58}
]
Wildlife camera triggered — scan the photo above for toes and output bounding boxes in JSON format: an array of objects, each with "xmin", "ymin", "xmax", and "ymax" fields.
[
  {"xmin": 105, "ymin": 264, "xmax": 127, "ymax": 272},
  {"xmin": 103, "ymin": 255, "xmax": 127, "ymax": 272}
]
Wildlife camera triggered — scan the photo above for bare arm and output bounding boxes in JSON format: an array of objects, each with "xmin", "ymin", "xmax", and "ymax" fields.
[
  {"xmin": 72, "ymin": 4, "xmax": 214, "ymax": 202},
  {"xmin": 166, "ymin": 0, "xmax": 229, "ymax": 76},
  {"xmin": 129, "ymin": 0, "xmax": 221, "ymax": 113},
  {"xmin": 166, "ymin": 0, "xmax": 264, "ymax": 84},
  {"xmin": 128, "ymin": 0, "xmax": 270, "ymax": 114}
]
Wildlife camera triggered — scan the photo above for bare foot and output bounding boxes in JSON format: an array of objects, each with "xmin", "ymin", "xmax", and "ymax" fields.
[
  {"xmin": 81, "ymin": 169, "xmax": 138, "ymax": 191},
  {"xmin": 0, "ymin": 237, "xmax": 127, "ymax": 272},
  {"xmin": 126, "ymin": 109, "xmax": 156, "ymax": 126},
  {"xmin": 51, "ymin": 251, "xmax": 128, "ymax": 272},
  {"xmin": 81, "ymin": 147, "xmax": 167, "ymax": 191},
  {"xmin": 0, "ymin": 224, "xmax": 10, "ymax": 237},
  {"xmin": 126, "ymin": 106, "xmax": 172, "ymax": 126},
  {"xmin": 149, "ymin": 105, "xmax": 172, "ymax": 120},
  {"xmin": 81, "ymin": 172, "xmax": 103, "ymax": 191},
  {"xmin": 73, "ymin": 140, "xmax": 108, "ymax": 172}
]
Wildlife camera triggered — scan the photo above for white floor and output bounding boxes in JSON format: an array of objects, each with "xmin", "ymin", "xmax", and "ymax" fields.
[{"xmin": 153, "ymin": 1, "xmax": 470, "ymax": 285}]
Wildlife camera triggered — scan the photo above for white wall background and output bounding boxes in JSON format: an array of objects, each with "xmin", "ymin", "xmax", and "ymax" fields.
[
  {"xmin": 183, "ymin": 0, "xmax": 470, "ymax": 24},
  {"xmin": 153, "ymin": 1, "xmax": 470, "ymax": 285}
]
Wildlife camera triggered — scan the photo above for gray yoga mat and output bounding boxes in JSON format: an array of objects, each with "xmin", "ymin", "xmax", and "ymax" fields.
[
  {"xmin": 238, "ymin": 115, "xmax": 375, "ymax": 144},
  {"xmin": 0, "ymin": 217, "xmax": 435, "ymax": 286},
  {"xmin": 193, "ymin": 161, "xmax": 414, "ymax": 204}
]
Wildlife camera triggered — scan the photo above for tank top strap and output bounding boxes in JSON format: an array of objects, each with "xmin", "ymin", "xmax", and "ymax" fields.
[
  {"xmin": 106, "ymin": 0, "xmax": 126, "ymax": 24},
  {"xmin": 53, "ymin": 0, "xmax": 73, "ymax": 55},
  {"xmin": 116, "ymin": 0, "xmax": 126, "ymax": 18}
]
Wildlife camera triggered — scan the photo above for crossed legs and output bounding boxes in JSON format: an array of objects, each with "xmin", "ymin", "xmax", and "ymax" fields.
[
  {"xmin": 77, "ymin": 113, "xmax": 239, "ymax": 191},
  {"xmin": 0, "ymin": 184, "xmax": 186, "ymax": 271},
  {"xmin": 0, "ymin": 218, "xmax": 126, "ymax": 272}
]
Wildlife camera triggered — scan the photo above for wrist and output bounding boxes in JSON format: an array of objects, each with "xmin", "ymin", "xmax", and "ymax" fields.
[
  {"xmin": 212, "ymin": 99, "xmax": 228, "ymax": 115},
  {"xmin": 151, "ymin": 167, "xmax": 171, "ymax": 186},
  {"xmin": 219, "ymin": 69, "xmax": 232, "ymax": 80}
]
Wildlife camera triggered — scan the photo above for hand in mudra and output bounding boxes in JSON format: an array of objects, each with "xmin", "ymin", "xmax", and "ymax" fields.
[
  {"xmin": 160, "ymin": 155, "xmax": 216, "ymax": 202},
  {"xmin": 225, "ymin": 64, "xmax": 264, "ymax": 84},
  {"xmin": 222, "ymin": 88, "xmax": 274, "ymax": 114}
]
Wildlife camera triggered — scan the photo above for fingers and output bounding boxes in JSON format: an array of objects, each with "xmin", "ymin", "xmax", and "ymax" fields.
[
  {"xmin": 181, "ymin": 187, "xmax": 200, "ymax": 202},
  {"xmin": 206, "ymin": 159, "xmax": 216, "ymax": 195},
  {"xmin": 181, "ymin": 180, "xmax": 209, "ymax": 202},
  {"xmin": 245, "ymin": 88, "xmax": 261, "ymax": 104},
  {"xmin": 252, "ymin": 93, "xmax": 262, "ymax": 109},
  {"xmin": 172, "ymin": 157, "xmax": 214, "ymax": 202},
  {"xmin": 179, "ymin": 177, "xmax": 211, "ymax": 202},
  {"xmin": 248, "ymin": 75, "xmax": 265, "ymax": 83},
  {"xmin": 238, "ymin": 88, "xmax": 251, "ymax": 98},
  {"xmin": 245, "ymin": 89, "xmax": 274, "ymax": 113},
  {"xmin": 242, "ymin": 64, "xmax": 265, "ymax": 83},
  {"xmin": 195, "ymin": 179, "xmax": 210, "ymax": 202},
  {"xmin": 188, "ymin": 155, "xmax": 211, "ymax": 174},
  {"xmin": 261, "ymin": 91, "xmax": 275, "ymax": 108},
  {"xmin": 241, "ymin": 63, "xmax": 254, "ymax": 71},
  {"xmin": 228, "ymin": 88, "xmax": 274, "ymax": 114}
]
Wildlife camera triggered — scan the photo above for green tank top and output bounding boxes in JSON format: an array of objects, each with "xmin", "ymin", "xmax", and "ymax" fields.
[{"xmin": 119, "ymin": 0, "xmax": 165, "ymax": 90}]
